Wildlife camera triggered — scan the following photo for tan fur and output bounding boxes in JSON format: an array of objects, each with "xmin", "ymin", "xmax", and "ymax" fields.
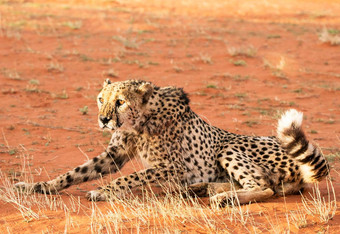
[{"xmin": 15, "ymin": 80, "xmax": 329, "ymax": 205}]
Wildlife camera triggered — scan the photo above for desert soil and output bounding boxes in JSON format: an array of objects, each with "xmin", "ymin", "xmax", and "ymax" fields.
[{"xmin": 0, "ymin": 0, "xmax": 339, "ymax": 233}]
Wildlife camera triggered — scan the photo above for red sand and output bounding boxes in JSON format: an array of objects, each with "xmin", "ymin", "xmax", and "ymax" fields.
[{"xmin": 0, "ymin": 0, "xmax": 339, "ymax": 232}]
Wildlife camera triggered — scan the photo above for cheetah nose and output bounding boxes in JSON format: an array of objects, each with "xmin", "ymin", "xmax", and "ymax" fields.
[{"xmin": 99, "ymin": 115, "xmax": 111, "ymax": 124}]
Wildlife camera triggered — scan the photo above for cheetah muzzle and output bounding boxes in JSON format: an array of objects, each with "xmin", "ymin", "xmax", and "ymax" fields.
[{"xmin": 15, "ymin": 79, "xmax": 329, "ymax": 205}]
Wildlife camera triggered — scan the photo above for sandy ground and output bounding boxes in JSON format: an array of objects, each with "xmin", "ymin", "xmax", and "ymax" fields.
[{"xmin": 0, "ymin": 0, "xmax": 339, "ymax": 233}]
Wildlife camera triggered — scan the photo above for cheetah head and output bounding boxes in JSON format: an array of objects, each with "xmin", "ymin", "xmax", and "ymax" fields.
[{"xmin": 97, "ymin": 79, "xmax": 154, "ymax": 131}]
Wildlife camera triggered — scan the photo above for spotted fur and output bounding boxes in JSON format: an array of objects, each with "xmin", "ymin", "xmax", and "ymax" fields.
[{"xmin": 15, "ymin": 80, "xmax": 329, "ymax": 204}]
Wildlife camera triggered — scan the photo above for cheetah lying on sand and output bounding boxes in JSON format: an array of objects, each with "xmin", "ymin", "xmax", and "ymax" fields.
[{"xmin": 16, "ymin": 79, "xmax": 329, "ymax": 204}]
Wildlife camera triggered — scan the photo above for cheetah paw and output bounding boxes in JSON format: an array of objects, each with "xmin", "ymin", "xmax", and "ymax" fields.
[
  {"xmin": 86, "ymin": 190, "xmax": 108, "ymax": 201},
  {"xmin": 14, "ymin": 182, "xmax": 35, "ymax": 193},
  {"xmin": 210, "ymin": 188, "xmax": 275, "ymax": 206},
  {"xmin": 14, "ymin": 182, "xmax": 56, "ymax": 194},
  {"xmin": 210, "ymin": 191, "xmax": 236, "ymax": 207}
]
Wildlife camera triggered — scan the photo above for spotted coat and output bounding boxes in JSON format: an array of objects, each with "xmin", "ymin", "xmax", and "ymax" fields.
[{"xmin": 15, "ymin": 80, "xmax": 329, "ymax": 204}]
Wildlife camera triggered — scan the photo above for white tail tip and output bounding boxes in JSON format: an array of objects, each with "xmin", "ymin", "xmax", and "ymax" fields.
[{"xmin": 277, "ymin": 109, "xmax": 303, "ymax": 133}]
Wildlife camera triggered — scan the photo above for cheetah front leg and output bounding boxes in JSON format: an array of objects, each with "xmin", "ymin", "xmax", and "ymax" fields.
[
  {"xmin": 15, "ymin": 147, "xmax": 131, "ymax": 194},
  {"xmin": 86, "ymin": 164, "xmax": 185, "ymax": 201}
]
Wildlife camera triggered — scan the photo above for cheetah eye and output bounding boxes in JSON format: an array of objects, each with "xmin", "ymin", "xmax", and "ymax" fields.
[
  {"xmin": 116, "ymin": 99, "xmax": 125, "ymax": 107},
  {"xmin": 99, "ymin": 97, "xmax": 104, "ymax": 104}
]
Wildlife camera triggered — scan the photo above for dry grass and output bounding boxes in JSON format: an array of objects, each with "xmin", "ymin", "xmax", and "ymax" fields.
[
  {"xmin": 319, "ymin": 28, "xmax": 340, "ymax": 46},
  {"xmin": 227, "ymin": 46, "xmax": 257, "ymax": 58},
  {"xmin": 0, "ymin": 143, "xmax": 337, "ymax": 233},
  {"xmin": 301, "ymin": 178, "xmax": 337, "ymax": 223},
  {"xmin": 263, "ymin": 57, "xmax": 287, "ymax": 79},
  {"xmin": 0, "ymin": 0, "xmax": 339, "ymax": 232}
]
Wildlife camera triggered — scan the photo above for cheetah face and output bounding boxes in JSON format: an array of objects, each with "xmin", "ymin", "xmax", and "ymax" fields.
[{"xmin": 97, "ymin": 79, "xmax": 153, "ymax": 131}]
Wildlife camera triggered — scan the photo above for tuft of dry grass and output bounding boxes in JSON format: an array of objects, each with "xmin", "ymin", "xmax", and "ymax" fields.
[
  {"xmin": 47, "ymin": 61, "xmax": 64, "ymax": 73},
  {"xmin": 301, "ymin": 177, "xmax": 337, "ymax": 223},
  {"xmin": 319, "ymin": 28, "xmax": 340, "ymax": 46},
  {"xmin": 112, "ymin": 36, "xmax": 141, "ymax": 49},
  {"xmin": 263, "ymin": 57, "xmax": 287, "ymax": 79},
  {"xmin": 103, "ymin": 68, "xmax": 119, "ymax": 78},
  {"xmin": 198, "ymin": 53, "xmax": 213, "ymax": 64},
  {"xmin": 1, "ymin": 68, "xmax": 23, "ymax": 80},
  {"xmin": 227, "ymin": 46, "xmax": 257, "ymax": 57}
]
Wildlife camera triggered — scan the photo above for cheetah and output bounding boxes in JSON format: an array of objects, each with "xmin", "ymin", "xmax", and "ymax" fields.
[{"xmin": 15, "ymin": 79, "xmax": 329, "ymax": 204}]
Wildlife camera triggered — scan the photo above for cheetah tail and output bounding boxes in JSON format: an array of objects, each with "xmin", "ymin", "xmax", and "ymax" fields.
[{"xmin": 276, "ymin": 109, "xmax": 329, "ymax": 183}]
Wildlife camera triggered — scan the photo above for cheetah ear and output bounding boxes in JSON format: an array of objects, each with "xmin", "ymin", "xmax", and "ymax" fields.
[
  {"xmin": 137, "ymin": 83, "xmax": 153, "ymax": 104},
  {"xmin": 103, "ymin": 79, "xmax": 111, "ymax": 87}
]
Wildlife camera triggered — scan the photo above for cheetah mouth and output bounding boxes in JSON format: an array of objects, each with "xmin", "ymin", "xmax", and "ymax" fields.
[
  {"xmin": 98, "ymin": 113, "xmax": 122, "ymax": 130},
  {"xmin": 100, "ymin": 121, "xmax": 121, "ymax": 131},
  {"xmin": 102, "ymin": 124, "xmax": 116, "ymax": 131},
  {"xmin": 99, "ymin": 120, "xmax": 114, "ymax": 130},
  {"xmin": 102, "ymin": 124, "xmax": 109, "ymax": 129}
]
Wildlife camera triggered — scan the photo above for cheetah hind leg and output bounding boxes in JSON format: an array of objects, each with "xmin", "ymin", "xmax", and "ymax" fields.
[
  {"xmin": 187, "ymin": 182, "xmax": 242, "ymax": 197},
  {"xmin": 210, "ymin": 188, "xmax": 274, "ymax": 206}
]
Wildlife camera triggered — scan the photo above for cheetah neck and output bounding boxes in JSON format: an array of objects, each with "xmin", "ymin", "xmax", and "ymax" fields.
[{"xmin": 134, "ymin": 86, "xmax": 190, "ymax": 136}]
